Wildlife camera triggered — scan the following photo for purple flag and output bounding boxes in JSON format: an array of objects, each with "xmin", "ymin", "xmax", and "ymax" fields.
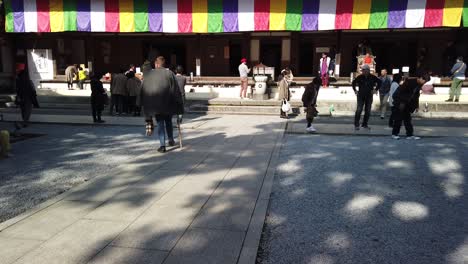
[
  {"xmin": 302, "ymin": 0, "xmax": 320, "ymax": 31},
  {"xmin": 149, "ymin": 0, "xmax": 163, "ymax": 32},
  {"xmin": 223, "ymin": 0, "xmax": 238, "ymax": 32},
  {"xmin": 77, "ymin": 0, "xmax": 91, "ymax": 32},
  {"xmin": 12, "ymin": 0, "xmax": 25, "ymax": 32},
  {"xmin": 388, "ymin": 0, "xmax": 408, "ymax": 28}
]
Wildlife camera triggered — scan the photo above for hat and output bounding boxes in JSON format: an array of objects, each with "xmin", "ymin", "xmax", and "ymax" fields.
[
  {"xmin": 241, "ymin": 58, "xmax": 247, "ymax": 63},
  {"xmin": 16, "ymin": 63, "xmax": 26, "ymax": 71},
  {"xmin": 361, "ymin": 64, "xmax": 370, "ymax": 71}
]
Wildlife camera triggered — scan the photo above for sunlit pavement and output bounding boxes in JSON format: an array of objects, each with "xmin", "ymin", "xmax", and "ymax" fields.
[
  {"xmin": 259, "ymin": 134, "xmax": 468, "ymax": 264},
  {"xmin": 0, "ymin": 115, "xmax": 284, "ymax": 264}
]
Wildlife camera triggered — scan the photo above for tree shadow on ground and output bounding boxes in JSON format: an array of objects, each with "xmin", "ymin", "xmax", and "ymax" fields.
[
  {"xmin": 259, "ymin": 134, "xmax": 468, "ymax": 264},
  {"xmin": 0, "ymin": 116, "xmax": 285, "ymax": 264}
]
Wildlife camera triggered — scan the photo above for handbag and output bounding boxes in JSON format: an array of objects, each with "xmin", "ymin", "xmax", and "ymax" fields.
[{"xmin": 281, "ymin": 99, "xmax": 291, "ymax": 113}]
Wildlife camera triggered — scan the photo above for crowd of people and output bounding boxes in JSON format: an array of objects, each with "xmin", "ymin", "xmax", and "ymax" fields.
[
  {"xmin": 268, "ymin": 55, "xmax": 465, "ymax": 140},
  {"xmin": 11, "ymin": 54, "xmax": 466, "ymax": 150}
]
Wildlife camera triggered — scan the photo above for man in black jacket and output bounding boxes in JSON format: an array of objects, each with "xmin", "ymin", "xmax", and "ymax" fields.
[
  {"xmin": 352, "ymin": 64, "xmax": 382, "ymax": 130},
  {"xmin": 140, "ymin": 56, "xmax": 184, "ymax": 153},
  {"xmin": 391, "ymin": 72, "xmax": 430, "ymax": 140}
]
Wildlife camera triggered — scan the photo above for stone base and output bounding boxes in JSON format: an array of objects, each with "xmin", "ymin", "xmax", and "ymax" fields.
[{"xmin": 252, "ymin": 94, "xmax": 269, "ymax": 100}]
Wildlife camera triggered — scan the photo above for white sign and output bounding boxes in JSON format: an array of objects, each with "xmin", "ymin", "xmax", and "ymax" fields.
[
  {"xmin": 392, "ymin": 69, "xmax": 400, "ymax": 74},
  {"xmin": 402, "ymin": 67, "xmax": 410, "ymax": 73},
  {"xmin": 27, "ymin": 49, "xmax": 54, "ymax": 88},
  {"xmin": 136, "ymin": 67, "xmax": 141, "ymax": 73}
]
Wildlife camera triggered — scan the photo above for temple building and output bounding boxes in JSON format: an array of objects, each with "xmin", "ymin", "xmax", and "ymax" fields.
[{"xmin": 1, "ymin": 0, "xmax": 468, "ymax": 91}]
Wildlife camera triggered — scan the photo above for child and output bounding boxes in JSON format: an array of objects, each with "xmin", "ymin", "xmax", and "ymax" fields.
[
  {"xmin": 78, "ymin": 67, "xmax": 87, "ymax": 90},
  {"xmin": 302, "ymin": 77, "xmax": 322, "ymax": 132}
]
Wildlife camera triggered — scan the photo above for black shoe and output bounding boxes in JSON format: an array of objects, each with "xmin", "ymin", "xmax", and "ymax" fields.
[
  {"xmin": 97, "ymin": 120, "xmax": 106, "ymax": 123},
  {"xmin": 93, "ymin": 119, "xmax": 98, "ymax": 123},
  {"xmin": 354, "ymin": 126, "xmax": 360, "ymax": 131},
  {"xmin": 157, "ymin": 146, "xmax": 166, "ymax": 153},
  {"xmin": 362, "ymin": 126, "xmax": 371, "ymax": 130},
  {"xmin": 445, "ymin": 99, "xmax": 453, "ymax": 102},
  {"xmin": 169, "ymin": 140, "xmax": 176, "ymax": 147},
  {"xmin": 454, "ymin": 99, "xmax": 459, "ymax": 102}
]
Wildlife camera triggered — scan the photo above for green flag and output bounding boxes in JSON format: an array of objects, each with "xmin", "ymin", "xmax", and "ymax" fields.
[
  {"xmin": 463, "ymin": 0, "xmax": 468, "ymax": 27},
  {"xmin": 4, "ymin": 0, "xmax": 14, "ymax": 32},
  {"xmin": 63, "ymin": 0, "xmax": 77, "ymax": 31},
  {"xmin": 286, "ymin": 0, "xmax": 303, "ymax": 31},
  {"xmin": 134, "ymin": 0, "xmax": 149, "ymax": 32},
  {"xmin": 208, "ymin": 0, "xmax": 223, "ymax": 33},
  {"xmin": 369, "ymin": 0, "xmax": 388, "ymax": 29}
]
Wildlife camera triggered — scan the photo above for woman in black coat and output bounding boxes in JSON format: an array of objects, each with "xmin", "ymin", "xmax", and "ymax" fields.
[
  {"xmin": 302, "ymin": 77, "xmax": 322, "ymax": 132},
  {"xmin": 90, "ymin": 73, "xmax": 108, "ymax": 123},
  {"xmin": 16, "ymin": 66, "xmax": 39, "ymax": 127}
]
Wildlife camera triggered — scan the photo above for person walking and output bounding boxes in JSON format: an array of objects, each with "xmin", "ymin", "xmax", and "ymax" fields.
[
  {"xmin": 302, "ymin": 77, "xmax": 322, "ymax": 132},
  {"xmin": 388, "ymin": 74, "xmax": 402, "ymax": 128},
  {"xmin": 278, "ymin": 70, "xmax": 291, "ymax": 119},
  {"xmin": 379, "ymin": 69, "xmax": 392, "ymax": 119},
  {"xmin": 352, "ymin": 64, "xmax": 382, "ymax": 130},
  {"xmin": 446, "ymin": 56, "xmax": 466, "ymax": 102},
  {"xmin": 109, "ymin": 68, "xmax": 128, "ymax": 116},
  {"xmin": 126, "ymin": 74, "xmax": 142, "ymax": 116},
  {"xmin": 391, "ymin": 72, "xmax": 430, "ymax": 140},
  {"xmin": 15, "ymin": 63, "xmax": 39, "ymax": 127},
  {"xmin": 65, "ymin": 64, "xmax": 77, "ymax": 90},
  {"xmin": 239, "ymin": 58, "xmax": 251, "ymax": 99},
  {"xmin": 90, "ymin": 73, "xmax": 107, "ymax": 123},
  {"xmin": 140, "ymin": 56, "xmax": 184, "ymax": 153},
  {"xmin": 319, "ymin": 53, "xmax": 331, "ymax": 88}
]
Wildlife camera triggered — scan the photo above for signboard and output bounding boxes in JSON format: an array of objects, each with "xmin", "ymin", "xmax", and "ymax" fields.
[
  {"xmin": 27, "ymin": 49, "xmax": 54, "ymax": 88},
  {"xmin": 316, "ymin": 47, "xmax": 330, "ymax": 54}
]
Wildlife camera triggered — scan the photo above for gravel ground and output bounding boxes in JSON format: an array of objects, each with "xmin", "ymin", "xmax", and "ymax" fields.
[
  {"xmin": 0, "ymin": 123, "xmax": 164, "ymax": 222},
  {"xmin": 260, "ymin": 135, "xmax": 468, "ymax": 264}
]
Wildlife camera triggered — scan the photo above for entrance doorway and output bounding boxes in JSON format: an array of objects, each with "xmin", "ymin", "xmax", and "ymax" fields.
[
  {"xmin": 260, "ymin": 40, "xmax": 282, "ymax": 80},
  {"xmin": 299, "ymin": 41, "xmax": 315, "ymax": 76},
  {"xmin": 368, "ymin": 41, "xmax": 418, "ymax": 75},
  {"xmin": 229, "ymin": 42, "xmax": 242, "ymax": 76},
  {"xmin": 143, "ymin": 41, "xmax": 186, "ymax": 71}
]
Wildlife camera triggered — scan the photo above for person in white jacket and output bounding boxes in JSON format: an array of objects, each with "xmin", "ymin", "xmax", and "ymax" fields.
[{"xmin": 238, "ymin": 58, "xmax": 251, "ymax": 99}]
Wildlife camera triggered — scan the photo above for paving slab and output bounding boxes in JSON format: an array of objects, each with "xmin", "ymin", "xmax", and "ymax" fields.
[
  {"xmin": 14, "ymin": 219, "xmax": 129, "ymax": 264},
  {"xmin": 0, "ymin": 237, "xmax": 43, "ymax": 264},
  {"xmin": 83, "ymin": 187, "xmax": 166, "ymax": 223},
  {"xmin": 130, "ymin": 169, "xmax": 188, "ymax": 190},
  {"xmin": 0, "ymin": 200, "xmax": 100, "ymax": 241},
  {"xmin": 87, "ymin": 246, "xmax": 167, "ymax": 264},
  {"xmin": 111, "ymin": 204, "xmax": 200, "ymax": 251},
  {"xmin": 164, "ymin": 228, "xmax": 245, "ymax": 264},
  {"xmin": 191, "ymin": 193, "xmax": 257, "ymax": 231}
]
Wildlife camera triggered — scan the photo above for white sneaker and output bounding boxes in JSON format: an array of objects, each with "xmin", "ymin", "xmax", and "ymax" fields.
[
  {"xmin": 406, "ymin": 136, "xmax": 421, "ymax": 140},
  {"xmin": 391, "ymin": 135, "xmax": 400, "ymax": 140},
  {"xmin": 307, "ymin": 126, "xmax": 317, "ymax": 133}
]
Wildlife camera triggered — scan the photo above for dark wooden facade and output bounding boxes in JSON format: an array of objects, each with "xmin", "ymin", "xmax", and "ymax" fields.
[{"xmin": 3, "ymin": 28, "xmax": 468, "ymax": 78}]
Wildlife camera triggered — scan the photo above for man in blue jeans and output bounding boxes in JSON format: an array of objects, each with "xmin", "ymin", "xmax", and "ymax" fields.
[{"xmin": 140, "ymin": 56, "xmax": 184, "ymax": 153}]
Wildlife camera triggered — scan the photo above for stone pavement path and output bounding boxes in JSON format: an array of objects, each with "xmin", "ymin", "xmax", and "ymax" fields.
[{"xmin": 0, "ymin": 115, "xmax": 285, "ymax": 264}]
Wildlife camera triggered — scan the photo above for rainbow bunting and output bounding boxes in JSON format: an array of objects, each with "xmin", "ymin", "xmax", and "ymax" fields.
[{"xmin": 4, "ymin": 0, "xmax": 468, "ymax": 33}]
